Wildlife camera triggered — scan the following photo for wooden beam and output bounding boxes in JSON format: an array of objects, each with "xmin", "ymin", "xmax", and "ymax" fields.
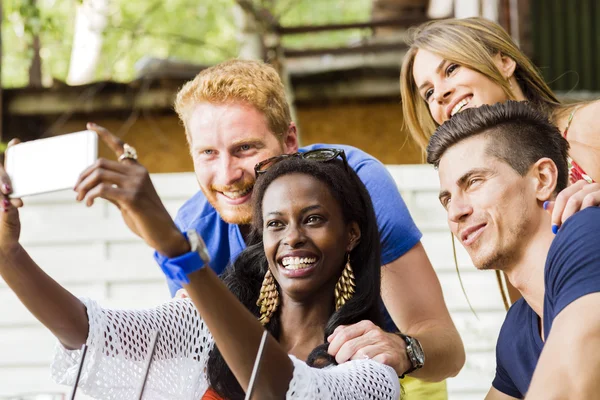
[
  {"xmin": 283, "ymin": 42, "xmax": 408, "ymax": 58},
  {"xmin": 5, "ymin": 85, "xmax": 176, "ymax": 116},
  {"xmin": 277, "ymin": 16, "xmax": 429, "ymax": 35},
  {"xmin": 294, "ymin": 76, "xmax": 400, "ymax": 102}
]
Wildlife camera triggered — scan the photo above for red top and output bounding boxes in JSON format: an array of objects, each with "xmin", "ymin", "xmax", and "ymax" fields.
[
  {"xmin": 563, "ymin": 106, "xmax": 594, "ymax": 184},
  {"xmin": 201, "ymin": 388, "xmax": 226, "ymax": 400}
]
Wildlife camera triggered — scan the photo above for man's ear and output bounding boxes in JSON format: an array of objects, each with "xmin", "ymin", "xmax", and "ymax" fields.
[
  {"xmin": 347, "ymin": 222, "xmax": 362, "ymax": 252},
  {"xmin": 283, "ymin": 122, "xmax": 299, "ymax": 154},
  {"xmin": 493, "ymin": 52, "xmax": 517, "ymax": 79},
  {"xmin": 532, "ymin": 158, "xmax": 559, "ymax": 202}
]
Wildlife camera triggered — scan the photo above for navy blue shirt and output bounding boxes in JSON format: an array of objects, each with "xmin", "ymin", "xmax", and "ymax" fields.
[
  {"xmin": 155, "ymin": 144, "xmax": 422, "ymax": 331},
  {"xmin": 492, "ymin": 207, "xmax": 600, "ymax": 398}
]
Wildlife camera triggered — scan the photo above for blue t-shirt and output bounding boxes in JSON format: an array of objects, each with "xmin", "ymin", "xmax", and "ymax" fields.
[
  {"xmin": 155, "ymin": 143, "xmax": 422, "ymax": 331},
  {"xmin": 492, "ymin": 207, "xmax": 600, "ymax": 398}
]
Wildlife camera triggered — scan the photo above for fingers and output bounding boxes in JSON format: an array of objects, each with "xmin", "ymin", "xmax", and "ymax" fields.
[
  {"xmin": 1, "ymin": 197, "xmax": 22, "ymax": 245},
  {"xmin": 175, "ymin": 289, "xmax": 189, "ymax": 299},
  {"xmin": 331, "ymin": 333, "xmax": 376, "ymax": 364},
  {"xmin": 9, "ymin": 198, "xmax": 23, "ymax": 208},
  {"xmin": 80, "ymin": 182, "xmax": 126, "ymax": 207},
  {"xmin": 0, "ymin": 157, "xmax": 20, "ymax": 205},
  {"xmin": 327, "ymin": 320, "xmax": 376, "ymax": 358},
  {"xmin": 580, "ymin": 187, "xmax": 600, "ymax": 208},
  {"xmin": 74, "ymin": 166, "xmax": 127, "ymax": 202},
  {"xmin": 0, "ymin": 179, "xmax": 12, "ymax": 197},
  {"xmin": 550, "ymin": 181, "xmax": 587, "ymax": 229},
  {"xmin": 87, "ymin": 122, "xmax": 125, "ymax": 157},
  {"xmin": 550, "ymin": 181, "xmax": 600, "ymax": 233},
  {"xmin": 1, "ymin": 197, "xmax": 23, "ymax": 210},
  {"xmin": 0, "ymin": 157, "xmax": 13, "ymax": 196},
  {"xmin": 2, "ymin": 198, "xmax": 10, "ymax": 212},
  {"xmin": 75, "ymin": 158, "xmax": 132, "ymax": 190},
  {"xmin": 543, "ymin": 200, "xmax": 554, "ymax": 214},
  {"xmin": 561, "ymin": 183, "xmax": 600, "ymax": 223},
  {"xmin": 7, "ymin": 138, "xmax": 21, "ymax": 148},
  {"xmin": 346, "ymin": 344, "xmax": 382, "ymax": 361},
  {"xmin": 329, "ymin": 325, "xmax": 403, "ymax": 373}
]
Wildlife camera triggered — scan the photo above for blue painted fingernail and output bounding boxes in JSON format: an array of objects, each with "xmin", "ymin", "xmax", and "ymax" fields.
[
  {"xmin": 552, "ymin": 224, "xmax": 559, "ymax": 235},
  {"xmin": 543, "ymin": 201, "xmax": 549, "ymax": 210}
]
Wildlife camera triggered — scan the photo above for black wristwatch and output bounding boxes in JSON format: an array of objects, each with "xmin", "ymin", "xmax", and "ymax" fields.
[{"xmin": 396, "ymin": 333, "xmax": 425, "ymax": 378}]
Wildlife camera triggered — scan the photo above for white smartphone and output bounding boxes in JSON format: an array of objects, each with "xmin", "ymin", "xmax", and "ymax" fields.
[{"xmin": 5, "ymin": 130, "xmax": 98, "ymax": 198}]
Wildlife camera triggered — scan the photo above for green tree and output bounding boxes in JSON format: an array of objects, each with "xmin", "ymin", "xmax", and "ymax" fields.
[
  {"xmin": 272, "ymin": 0, "xmax": 372, "ymax": 49},
  {"xmin": 2, "ymin": 0, "xmax": 239, "ymax": 87},
  {"xmin": 1, "ymin": 0, "xmax": 372, "ymax": 88}
]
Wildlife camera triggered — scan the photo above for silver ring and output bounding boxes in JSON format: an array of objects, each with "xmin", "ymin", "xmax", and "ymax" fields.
[{"xmin": 118, "ymin": 143, "xmax": 138, "ymax": 162}]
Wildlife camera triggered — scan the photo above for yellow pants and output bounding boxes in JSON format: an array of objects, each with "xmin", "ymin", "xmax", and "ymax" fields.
[{"xmin": 400, "ymin": 376, "xmax": 448, "ymax": 400}]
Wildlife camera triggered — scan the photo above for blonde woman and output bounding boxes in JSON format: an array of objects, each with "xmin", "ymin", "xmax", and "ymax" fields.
[{"xmin": 400, "ymin": 17, "xmax": 600, "ymax": 305}]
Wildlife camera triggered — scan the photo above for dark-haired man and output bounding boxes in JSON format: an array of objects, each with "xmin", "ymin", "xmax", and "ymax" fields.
[{"xmin": 428, "ymin": 100, "xmax": 600, "ymax": 400}]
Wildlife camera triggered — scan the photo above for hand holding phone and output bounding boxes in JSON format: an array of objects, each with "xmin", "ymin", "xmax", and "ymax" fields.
[{"xmin": 5, "ymin": 131, "xmax": 98, "ymax": 198}]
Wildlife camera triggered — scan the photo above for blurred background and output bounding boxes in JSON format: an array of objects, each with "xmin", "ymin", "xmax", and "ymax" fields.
[{"xmin": 0, "ymin": 0, "xmax": 598, "ymax": 398}]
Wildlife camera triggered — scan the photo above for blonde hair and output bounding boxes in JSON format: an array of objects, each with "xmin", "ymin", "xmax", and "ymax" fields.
[
  {"xmin": 400, "ymin": 17, "xmax": 562, "ymax": 152},
  {"xmin": 174, "ymin": 59, "xmax": 292, "ymax": 138}
]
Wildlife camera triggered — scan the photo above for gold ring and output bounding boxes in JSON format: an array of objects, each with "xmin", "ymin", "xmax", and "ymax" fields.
[{"xmin": 118, "ymin": 143, "xmax": 138, "ymax": 162}]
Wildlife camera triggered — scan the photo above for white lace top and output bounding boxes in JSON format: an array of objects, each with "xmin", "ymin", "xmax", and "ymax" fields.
[{"xmin": 51, "ymin": 298, "xmax": 401, "ymax": 399}]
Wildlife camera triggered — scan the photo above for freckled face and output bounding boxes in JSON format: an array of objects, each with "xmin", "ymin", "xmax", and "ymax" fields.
[{"xmin": 186, "ymin": 102, "xmax": 297, "ymax": 224}]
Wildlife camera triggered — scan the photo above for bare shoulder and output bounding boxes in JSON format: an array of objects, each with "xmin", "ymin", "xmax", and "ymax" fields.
[{"xmin": 570, "ymin": 100, "xmax": 600, "ymax": 146}]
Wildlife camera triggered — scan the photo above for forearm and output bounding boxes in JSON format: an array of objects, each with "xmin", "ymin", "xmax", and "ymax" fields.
[
  {"xmin": 526, "ymin": 349, "xmax": 600, "ymax": 399},
  {"xmin": 185, "ymin": 267, "xmax": 293, "ymax": 399},
  {"xmin": 381, "ymin": 243, "xmax": 465, "ymax": 380},
  {"xmin": 526, "ymin": 294, "xmax": 600, "ymax": 399},
  {"xmin": 526, "ymin": 328, "xmax": 600, "ymax": 398},
  {"xmin": 0, "ymin": 244, "xmax": 88, "ymax": 349},
  {"xmin": 405, "ymin": 318, "xmax": 465, "ymax": 380}
]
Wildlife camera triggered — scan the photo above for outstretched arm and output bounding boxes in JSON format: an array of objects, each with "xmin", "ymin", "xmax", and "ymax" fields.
[
  {"xmin": 79, "ymin": 125, "xmax": 400, "ymax": 399},
  {"xmin": 184, "ymin": 267, "xmax": 294, "ymax": 398},
  {"xmin": 75, "ymin": 125, "xmax": 295, "ymax": 397},
  {"xmin": 0, "ymin": 148, "xmax": 88, "ymax": 350}
]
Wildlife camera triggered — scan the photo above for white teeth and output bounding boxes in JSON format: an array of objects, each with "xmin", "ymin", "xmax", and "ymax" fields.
[
  {"xmin": 451, "ymin": 97, "xmax": 471, "ymax": 117},
  {"xmin": 222, "ymin": 186, "xmax": 252, "ymax": 199},
  {"xmin": 281, "ymin": 256, "xmax": 317, "ymax": 270}
]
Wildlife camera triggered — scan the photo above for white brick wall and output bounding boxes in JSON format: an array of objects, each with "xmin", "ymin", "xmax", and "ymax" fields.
[{"xmin": 0, "ymin": 166, "xmax": 506, "ymax": 399}]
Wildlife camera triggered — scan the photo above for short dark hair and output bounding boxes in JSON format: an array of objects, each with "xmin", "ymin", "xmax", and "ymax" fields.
[{"xmin": 427, "ymin": 101, "xmax": 570, "ymax": 193}]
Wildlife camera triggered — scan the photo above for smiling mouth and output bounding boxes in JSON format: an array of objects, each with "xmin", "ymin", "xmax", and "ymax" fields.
[
  {"xmin": 220, "ymin": 185, "xmax": 253, "ymax": 200},
  {"xmin": 281, "ymin": 256, "xmax": 317, "ymax": 270},
  {"xmin": 462, "ymin": 224, "xmax": 486, "ymax": 246},
  {"xmin": 450, "ymin": 96, "xmax": 472, "ymax": 117}
]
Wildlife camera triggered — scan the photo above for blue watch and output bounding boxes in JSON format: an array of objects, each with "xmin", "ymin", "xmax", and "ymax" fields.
[{"xmin": 159, "ymin": 230, "xmax": 211, "ymax": 286}]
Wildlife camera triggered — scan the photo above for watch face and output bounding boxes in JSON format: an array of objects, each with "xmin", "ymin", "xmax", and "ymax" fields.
[{"xmin": 408, "ymin": 337, "xmax": 425, "ymax": 367}]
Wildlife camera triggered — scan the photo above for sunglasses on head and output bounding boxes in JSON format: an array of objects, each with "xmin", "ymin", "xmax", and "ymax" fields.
[{"xmin": 254, "ymin": 148, "xmax": 349, "ymax": 177}]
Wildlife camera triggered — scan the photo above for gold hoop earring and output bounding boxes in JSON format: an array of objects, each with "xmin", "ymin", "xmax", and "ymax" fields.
[
  {"xmin": 257, "ymin": 270, "xmax": 279, "ymax": 325},
  {"xmin": 335, "ymin": 254, "xmax": 356, "ymax": 311}
]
